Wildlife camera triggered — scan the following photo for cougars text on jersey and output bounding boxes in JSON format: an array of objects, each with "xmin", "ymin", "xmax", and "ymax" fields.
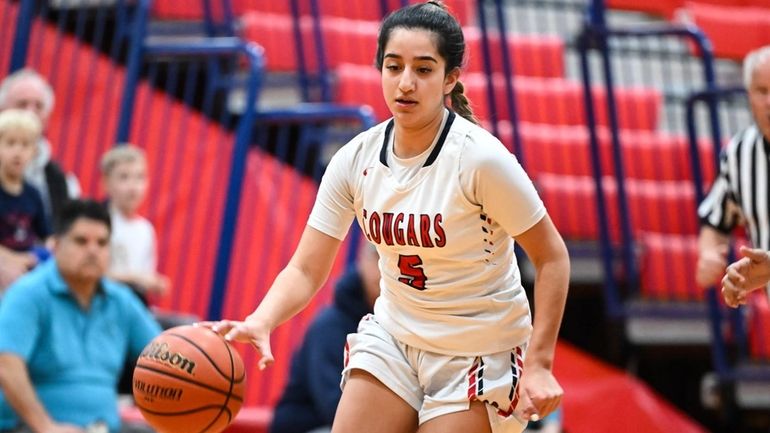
[{"xmin": 362, "ymin": 208, "xmax": 446, "ymax": 248}]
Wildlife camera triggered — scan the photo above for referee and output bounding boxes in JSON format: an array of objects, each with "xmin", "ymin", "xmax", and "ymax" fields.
[{"xmin": 696, "ymin": 45, "xmax": 770, "ymax": 293}]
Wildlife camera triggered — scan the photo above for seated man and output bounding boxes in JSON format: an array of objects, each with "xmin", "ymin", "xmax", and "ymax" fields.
[
  {"xmin": 270, "ymin": 244, "xmax": 380, "ymax": 433},
  {"xmin": 0, "ymin": 199, "xmax": 161, "ymax": 433}
]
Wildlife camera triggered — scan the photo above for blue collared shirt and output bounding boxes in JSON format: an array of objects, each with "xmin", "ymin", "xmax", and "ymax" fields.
[{"xmin": 0, "ymin": 260, "xmax": 161, "ymax": 432}]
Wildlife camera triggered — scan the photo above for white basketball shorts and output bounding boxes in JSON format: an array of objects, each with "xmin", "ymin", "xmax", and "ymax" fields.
[{"xmin": 341, "ymin": 314, "xmax": 528, "ymax": 433}]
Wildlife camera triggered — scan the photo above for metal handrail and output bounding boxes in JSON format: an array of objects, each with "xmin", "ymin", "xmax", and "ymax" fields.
[{"xmin": 579, "ymin": 0, "xmax": 719, "ymax": 318}]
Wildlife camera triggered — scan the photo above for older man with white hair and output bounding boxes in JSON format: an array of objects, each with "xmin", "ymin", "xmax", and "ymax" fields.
[
  {"xmin": 696, "ymin": 45, "xmax": 770, "ymax": 306},
  {"xmin": 0, "ymin": 69, "xmax": 80, "ymax": 290}
]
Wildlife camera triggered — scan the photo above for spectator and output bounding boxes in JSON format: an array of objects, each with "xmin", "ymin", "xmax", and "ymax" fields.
[
  {"xmin": 0, "ymin": 199, "xmax": 161, "ymax": 433},
  {"xmin": 270, "ymin": 244, "xmax": 380, "ymax": 433},
  {"xmin": 0, "ymin": 68, "xmax": 80, "ymax": 223},
  {"xmin": 99, "ymin": 144, "xmax": 191, "ymax": 396},
  {"xmin": 0, "ymin": 109, "xmax": 49, "ymax": 292},
  {"xmin": 100, "ymin": 144, "xmax": 169, "ymax": 302},
  {"xmin": 697, "ymin": 45, "xmax": 770, "ymax": 291},
  {"xmin": 721, "ymin": 246, "xmax": 770, "ymax": 307}
]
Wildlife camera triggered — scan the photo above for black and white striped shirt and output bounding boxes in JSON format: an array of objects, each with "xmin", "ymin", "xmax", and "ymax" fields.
[{"xmin": 698, "ymin": 124, "xmax": 770, "ymax": 250}]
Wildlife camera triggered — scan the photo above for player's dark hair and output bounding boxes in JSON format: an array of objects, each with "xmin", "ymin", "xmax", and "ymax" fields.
[
  {"xmin": 55, "ymin": 199, "xmax": 111, "ymax": 236},
  {"xmin": 375, "ymin": 1, "xmax": 479, "ymax": 124}
]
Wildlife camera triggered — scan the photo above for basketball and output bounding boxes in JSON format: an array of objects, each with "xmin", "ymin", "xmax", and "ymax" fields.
[{"xmin": 132, "ymin": 325, "xmax": 246, "ymax": 433}]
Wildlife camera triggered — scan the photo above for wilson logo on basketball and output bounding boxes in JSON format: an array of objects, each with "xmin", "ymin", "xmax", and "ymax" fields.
[{"xmin": 140, "ymin": 342, "xmax": 197, "ymax": 375}]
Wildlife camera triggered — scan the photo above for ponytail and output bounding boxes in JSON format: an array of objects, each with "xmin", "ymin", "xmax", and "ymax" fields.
[{"xmin": 449, "ymin": 80, "xmax": 479, "ymax": 125}]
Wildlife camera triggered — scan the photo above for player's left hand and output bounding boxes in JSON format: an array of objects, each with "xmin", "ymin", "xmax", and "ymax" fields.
[{"xmin": 514, "ymin": 364, "xmax": 562, "ymax": 423}]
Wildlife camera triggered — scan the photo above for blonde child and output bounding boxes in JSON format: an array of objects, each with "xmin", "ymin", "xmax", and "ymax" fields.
[
  {"xmin": 100, "ymin": 145, "xmax": 170, "ymax": 302},
  {"xmin": 0, "ymin": 109, "xmax": 49, "ymax": 290}
]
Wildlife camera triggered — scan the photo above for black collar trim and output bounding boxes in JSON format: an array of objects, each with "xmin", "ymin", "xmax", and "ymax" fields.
[{"xmin": 379, "ymin": 110, "xmax": 456, "ymax": 168}]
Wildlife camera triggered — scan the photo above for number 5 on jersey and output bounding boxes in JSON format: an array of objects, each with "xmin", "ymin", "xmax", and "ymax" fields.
[{"xmin": 398, "ymin": 254, "xmax": 427, "ymax": 290}]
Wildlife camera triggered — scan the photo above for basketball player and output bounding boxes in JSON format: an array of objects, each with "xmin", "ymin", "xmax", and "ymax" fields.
[{"xmin": 207, "ymin": 3, "xmax": 569, "ymax": 432}]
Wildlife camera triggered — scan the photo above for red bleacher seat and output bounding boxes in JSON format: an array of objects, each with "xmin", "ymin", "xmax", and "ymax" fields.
[
  {"xmin": 233, "ymin": 0, "xmax": 474, "ymax": 25},
  {"xmin": 462, "ymin": 73, "xmax": 661, "ymax": 129},
  {"xmin": 538, "ymin": 174, "xmax": 699, "ymax": 242},
  {"xmin": 683, "ymin": 2, "xmax": 770, "ymax": 60},
  {"xmin": 240, "ymin": 11, "xmax": 316, "ymax": 72},
  {"xmin": 606, "ymin": 0, "xmax": 683, "ymax": 18},
  {"xmin": 240, "ymin": 12, "xmax": 564, "ymax": 77},
  {"xmin": 605, "ymin": 0, "xmax": 770, "ymax": 18},
  {"xmin": 151, "ymin": 0, "xmax": 233, "ymax": 21},
  {"xmin": 150, "ymin": 0, "xmax": 476, "ymax": 24},
  {"xmin": 334, "ymin": 63, "xmax": 389, "ymax": 118},
  {"xmin": 334, "ymin": 64, "xmax": 661, "ymax": 128},
  {"xmin": 537, "ymin": 174, "xmax": 608, "ymax": 241},
  {"xmin": 231, "ymin": 0, "xmax": 291, "ymax": 16},
  {"xmin": 748, "ymin": 292, "xmax": 770, "ymax": 360},
  {"xmin": 638, "ymin": 232, "xmax": 702, "ymax": 301},
  {"xmin": 507, "ymin": 123, "xmax": 715, "ymax": 182},
  {"xmin": 463, "ymin": 28, "xmax": 565, "ymax": 78}
]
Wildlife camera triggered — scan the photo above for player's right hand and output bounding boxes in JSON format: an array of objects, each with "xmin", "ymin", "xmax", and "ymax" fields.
[
  {"xmin": 514, "ymin": 364, "xmax": 562, "ymax": 423},
  {"xmin": 197, "ymin": 319, "xmax": 275, "ymax": 370}
]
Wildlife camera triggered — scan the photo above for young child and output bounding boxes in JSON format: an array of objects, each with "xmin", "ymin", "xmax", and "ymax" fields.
[
  {"xmin": 100, "ymin": 144, "xmax": 170, "ymax": 303},
  {"xmin": 0, "ymin": 109, "xmax": 50, "ymax": 290}
]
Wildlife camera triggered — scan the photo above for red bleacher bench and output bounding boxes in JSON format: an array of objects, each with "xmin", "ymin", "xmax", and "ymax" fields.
[
  {"xmin": 682, "ymin": 2, "xmax": 770, "ymax": 60},
  {"xmin": 504, "ymin": 122, "xmax": 714, "ymax": 183},
  {"xmin": 537, "ymin": 174, "xmax": 698, "ymax": 242},
  {"xmin": 638, "ymin": 232, "xmax": 702, "ymax": 301},
  {"xmin": 334, "ymin": 63, "xmax": 662, "ymax": 128},
  {"xmin": 605, "ymin": 0, "xmax": 770, "ymax": 18},
  {"xmin": 461, "ymin": 73, "xmax": 661, "ymax": 130},
  {"xmin": 121, "ymin": 405, "xmax": 273, "ymax": 433},
  {"xmin": 240, "ymin": 11, "xmax": 565, "ymax": 77},
  {"xmin": 153, "ymin": 0, "xmax": 474, "ymax": 27}
]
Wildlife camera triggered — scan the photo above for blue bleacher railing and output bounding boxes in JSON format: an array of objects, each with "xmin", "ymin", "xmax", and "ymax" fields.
[
  {"xmin": 9, "ymin": 0, "xmax": 35, "ymax": 72},
  {"xmin": 290, "ymin": 0, "xmax": 311, "ymax": 101},
  {"xmin": 127, "ymin": 38, "xmax": 266, "ymax": 320},
  {"xmin": 251, "ymin": 103, "xmax": 377, "ymax": 266},
  {"xmin": 476, "ymin": 0, "xmax": 500, "ymax": 139},
  {"xmin": 580, "ymin": 0, "xmax": 720, "ymax": 319},
  {"xmin": 202, "ymin": 0, "xmax": 236, "ymax": 37},
  {"xmin": 491, "ymin": 0, "xmax": 524, "ymax": 163},
  {"xmin": 684, "ymin": 87, "xmax": 743, "ymax": 205},
  {"xmin": 576, "ymin": 24, "xmax": 622, "ymax": 318},
  {"xmin": 116, "ymin": 0, "xmax": 151, "ymax": 142},
  {"xmin": 308, "ymin": 0, "xmax": 331, "ymax": 102},
  {"xmin": 684, "ymin": 86, "xmax": 741, "ymax": 378}
]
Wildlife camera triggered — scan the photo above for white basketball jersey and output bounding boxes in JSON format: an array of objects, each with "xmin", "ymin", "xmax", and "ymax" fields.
[{"xmin": 308, "ymin": 110, "xmax": 545, "ymax": 356}]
